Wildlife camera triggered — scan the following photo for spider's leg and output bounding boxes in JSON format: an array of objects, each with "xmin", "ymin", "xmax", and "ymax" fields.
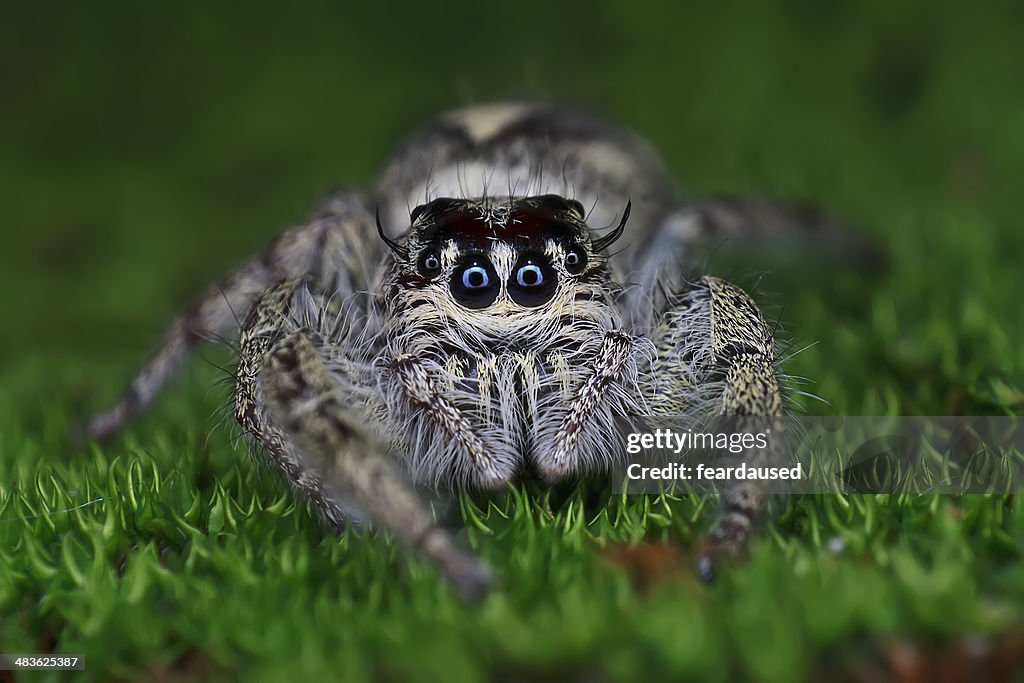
[
  {"xmin": 624, "ymin": 196, "xmax": 878, "ymax": 325},
  {"xmin": 85, "ymin": 191, "xmax": 377, "ymax": 441},
  {"xmin": 263, "ymin": 328, "xmax": 493, "ymax": 602},
  {"xmin": 233, "ymin": 278, "xmax": 351, "ymax": 530},
  {"xmin": 683, "ymin": 195, "xmax": 879, "ymax": 265},
  {"xmin": 236, "ymin": 279, "xmax": 491, "ymax": 600},
  {"xmin": 648, "ymin": 275, "xmax": 785, "ymax": 575}
]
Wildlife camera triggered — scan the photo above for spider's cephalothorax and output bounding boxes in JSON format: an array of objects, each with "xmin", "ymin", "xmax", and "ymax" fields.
[{"xmin": 86, "ymin": 102, "xmax": 837, "ymax": 599}]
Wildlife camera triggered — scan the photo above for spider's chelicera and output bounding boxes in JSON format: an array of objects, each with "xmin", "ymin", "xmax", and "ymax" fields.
[{"xmin": 86, "ymin": 102, "xmax": 816, "ymax": 600}]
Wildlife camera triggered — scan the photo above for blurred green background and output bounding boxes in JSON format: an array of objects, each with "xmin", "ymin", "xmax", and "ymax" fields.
[
  {"xmin": 3, "ymin": 1, "xmax": 1023, "ymax": 409},
  {"xmin": 2, "ymin": 1, "xmax": 1024, "ymax": 681}
]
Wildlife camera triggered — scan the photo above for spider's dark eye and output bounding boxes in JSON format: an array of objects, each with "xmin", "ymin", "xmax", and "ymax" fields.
[
  {"xmin": 451, "ymin": 256, "xmax": 499, "ymax": 309},
  {"xmin": 509, "ymin": 252, "xmax": 557, "ymax": 307},
  {"xmin": 462, "ymin": 266, "xmax": 489, "ymax": 289},
  {"xmin": 516, "ymin": 263, "xmax": 543, "ymax": 288},
  {"xmin": 417, "ymin": 250, "xmax": 442, "ymax": 278},
  {"xmin": 564, "ymin": 244, "xmax": 588, "ymax": 275}
]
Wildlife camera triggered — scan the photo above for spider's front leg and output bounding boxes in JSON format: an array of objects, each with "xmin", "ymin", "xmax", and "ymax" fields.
[
  {"xmin": 85, "ymin": 190, "xmax": 377, "ymax": 441},
  {"xmin": 240, "ymin": 281, "xmax": 493, "ymax": 601},
  {"xmin": 651, "ymin": 276, "xmax": 785, "ymax": 576}
]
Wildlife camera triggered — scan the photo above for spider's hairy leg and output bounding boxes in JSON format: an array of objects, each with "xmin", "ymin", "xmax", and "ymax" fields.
[
  {"xmin": 84, "ymin": 191, "xmax": 376, "ymax": 441},
  {"xmin": 685, "ymin": 196, "xmax": 881, "ymax": 266},
  {"xmin": 263, "ymin": 330, "xmax": 494, "ymax": 602},
  {"xmin": 701, "ymin": 276, "xmax": 784, "ymax": 568},
  {"xmin": 650, "ymin": 276, "xmax": 784, "ymax": 575},
  {"xmin": 630, "ymin": 196, "xmax": 877, "ymax": 287},
  {"xmin": 235, "ymin": 279, "xmax": 350, "ymax": 529}
]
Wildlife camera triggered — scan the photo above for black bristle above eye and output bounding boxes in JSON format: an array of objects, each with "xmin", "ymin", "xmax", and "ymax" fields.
[
  {"xmin": 376, "ymin": 206, "xmax": 407, "ymax": 258},
  {"xmin": 591, "ymin": 200, "xmax": 631, "ymax": 252}
]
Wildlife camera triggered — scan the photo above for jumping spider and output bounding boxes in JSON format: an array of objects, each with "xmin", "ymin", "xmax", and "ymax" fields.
[{"xmin": 88, "ymin": 102, "xmax": 839, "ymax": 600}]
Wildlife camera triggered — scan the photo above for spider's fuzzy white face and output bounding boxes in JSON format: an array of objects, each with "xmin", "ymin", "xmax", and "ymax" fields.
[
  {"xmin": 373, "ymin": 193, "xmax": 649, "ymax": 493},
  {"xmin": 382, "ymin": 194, "xmax": 628, "ymax": 349}
]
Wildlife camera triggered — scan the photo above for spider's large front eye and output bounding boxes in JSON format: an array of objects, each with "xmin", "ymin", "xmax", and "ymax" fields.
[
  {"xmin": 564, "ymin": 244, "xmax": 588, "ymax": 275},
  {"xmin": 508, "ymin": 252, "xmax": 557, "ymax": 307},
  {"xmin": 450, "ymin": 257, "xmax": 499, "ymax": 309},
  {"xmin": 417, "ymin": 249, "xmax": 442, "ymax": 278}
]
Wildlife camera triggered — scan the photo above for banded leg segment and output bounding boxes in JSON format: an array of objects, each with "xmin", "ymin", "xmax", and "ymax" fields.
[
  {"xmin": 86, "ymin": 191, "xmax": 376, "ymax": 441},
  {"xmin": 234, "ymin": 279, "xmax": 352, "ymax": 530},
  {"xmin": 700, "ymin": 277, "xmax": 784, "ymax": 563},
  {"xmin": 264, "ymin": 331, "xmax": 493, "ymax": 601},
  {"xmin": 651, "ymin": 276, "xmax": 785, "ymax": 567}
]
